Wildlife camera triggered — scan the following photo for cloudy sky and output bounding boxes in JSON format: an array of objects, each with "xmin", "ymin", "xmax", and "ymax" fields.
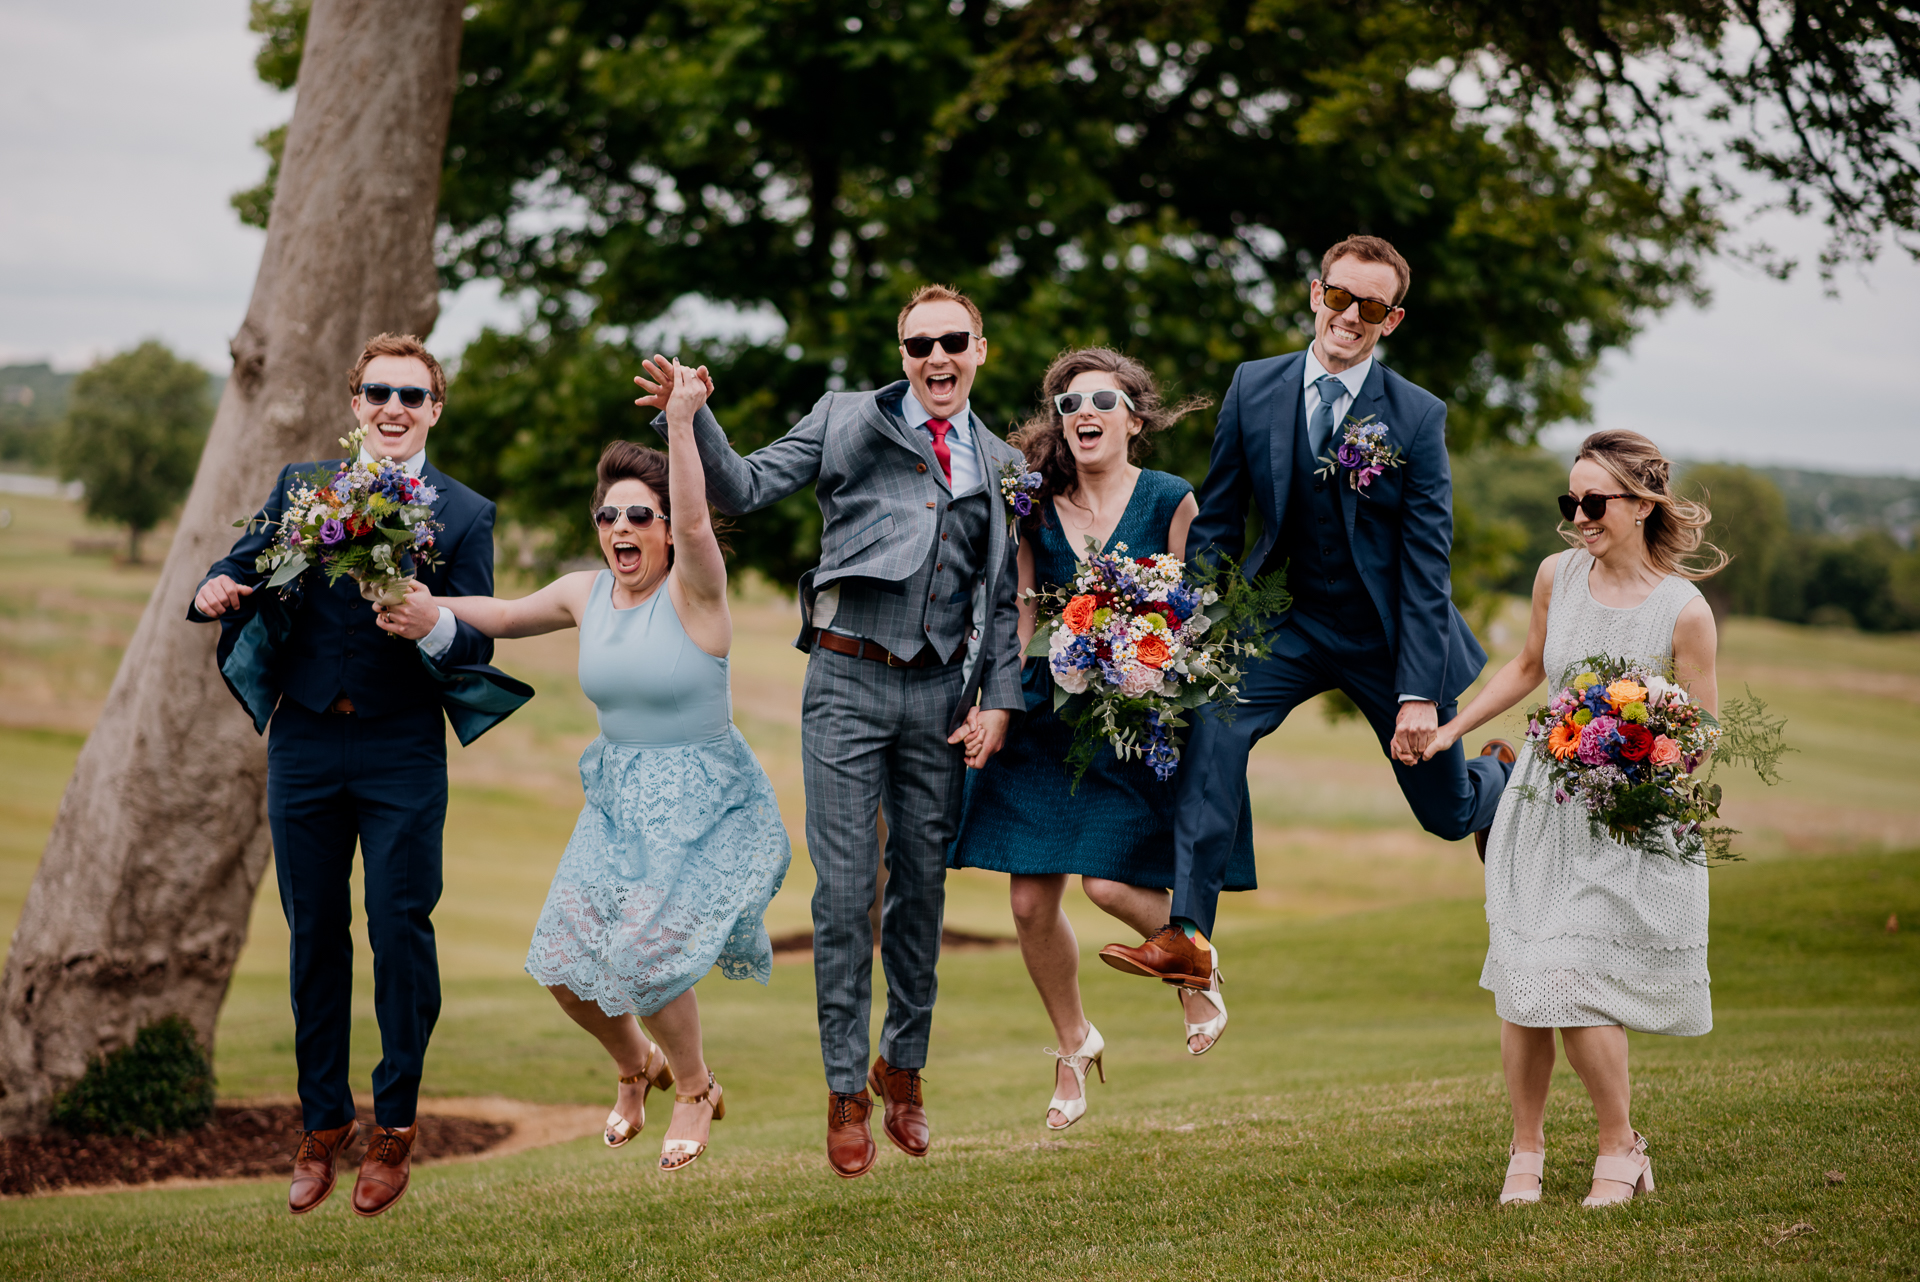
[{"xmin": 3, "ymin": 0, "xmax": 1915, "ymax": 475}]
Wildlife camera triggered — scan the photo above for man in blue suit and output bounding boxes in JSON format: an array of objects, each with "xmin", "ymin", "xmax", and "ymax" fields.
[
  {"xmin": 1100, "ymin": 235, "xmax": 1513, "ymax": 995},
  {"xmin": 190, "ymin": 333, "xmax": 523, "ymax": 1218}
]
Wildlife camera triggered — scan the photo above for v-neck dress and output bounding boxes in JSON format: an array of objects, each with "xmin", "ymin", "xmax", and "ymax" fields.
[{"xmin": 949, "ymin": 470, "xmax": 1257, "ymax": 887}]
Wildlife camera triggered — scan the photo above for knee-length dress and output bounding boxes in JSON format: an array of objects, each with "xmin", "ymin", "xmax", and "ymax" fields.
[
  {"xmin": 1480, "ymin": 549, "xmax": 1710, "ymax": 1035},
  {"xmin": 525, "ymin": 571, "xmax": 791, "ymax": 1017},
  {"xmin": 949, "ymin": 469, "xmax": 1257, "ymax": 889}
]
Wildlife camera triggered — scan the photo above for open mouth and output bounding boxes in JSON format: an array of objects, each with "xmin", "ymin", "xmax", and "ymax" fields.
[
  {"xmin": 926, "ymin": 373, "xmax": 957, "ymax": 400},
  {"xmin": 612, "ymin": 541, "xmax": 643, "ymax": 573},
  {"xmin": 375, "ymin": 421, "xmax": 411, "ymax": 442},
  {"xmin": 1075, "ymin": 423, "xmax": 1104, "ymax": 448}
]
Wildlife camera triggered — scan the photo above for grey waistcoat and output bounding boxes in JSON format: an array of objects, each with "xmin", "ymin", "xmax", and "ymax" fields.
[{"xmin": 831, "ymin": 487, "xmax": 990, "ymax": 662}]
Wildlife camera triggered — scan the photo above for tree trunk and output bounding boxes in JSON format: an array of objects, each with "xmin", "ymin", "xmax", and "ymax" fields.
[{"xmin": 0, "ymin": 0, "xmax": 464, "ymax": 1136}]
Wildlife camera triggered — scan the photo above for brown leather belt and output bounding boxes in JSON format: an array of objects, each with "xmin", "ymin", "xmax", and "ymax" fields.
[
  {"xmin": 813, "ymin": 631, "xmax": 943, "ymax": 669},
  {"xmin": 327, "ymin": 696, "xmax": 356, "ymax": 715}
]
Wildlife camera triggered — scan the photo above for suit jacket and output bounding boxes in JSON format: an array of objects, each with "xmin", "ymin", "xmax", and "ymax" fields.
[
  {"xmin": 1187, "ymin": 352, "xmax": 1487, "ymax": 704},
  {"xmin": 188, "ymin": 458, "xmax": 530, "ymax": 745},
  {"xmin": 666, "ymin": 381, "xmax": 1025, "ymax": 730}
]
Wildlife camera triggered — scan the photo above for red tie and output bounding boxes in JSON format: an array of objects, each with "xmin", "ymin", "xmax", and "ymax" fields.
[{"xmin": 926, "ymin": 418, "xmax": 953, "ymax": 484}]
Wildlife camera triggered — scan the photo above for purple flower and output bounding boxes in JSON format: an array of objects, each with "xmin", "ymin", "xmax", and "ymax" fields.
[
  {"xmin": 287, "ymin": 528, "xmax": 303, "ymax": 546},
  {"xmin": 1336, "ymin": 442, "xmax": 1364, "ymax": 468},
  {"xmin": 1013, "ymin": 493, "xmax": 1033, "ymax": 516},
  {"xmin": 1358, "ymin": 464, "xmax": 1384, "ymax": 486},
  {"xmin": 319, "ymin": 518, "xmax": 347, "ymax": 545}
]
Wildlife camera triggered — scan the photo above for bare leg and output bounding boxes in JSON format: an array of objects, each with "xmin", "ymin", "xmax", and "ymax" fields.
[
  {"xmin": 1084, "ymin": 877, "xmax": 1223, "ymax": 1052},
  {"xmin": 1010, "ymin": 874, "xmax": 1091, "ymax": 1126},
  {"xmin": 1560, "ymin": 1024, "xmax": 1636, "ymax": 1200},
  {"xmin": 1500, "ymin": 1020, "xmax": 1555, "ymax": 1198},
  {"xmin": 639, "ymin": 988, "xmax": 713, "ymax": 1149},
  {"xmin": 547, "ymin": 984, "xmax": 661, "ymax": 1133}
]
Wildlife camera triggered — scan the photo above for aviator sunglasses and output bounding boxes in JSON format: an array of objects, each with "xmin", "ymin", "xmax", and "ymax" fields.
[
  {"xmin": 357, "ymin": 382, "xmax": 438, "ymax": 409},
  {"xmin": 592, "ymin": 504, "xmax": 668, "ymax": 529},
  {"xmin": 1316, "ymin": 282, "xmax": 1399, "ymax": 325},
  {"xmin": 1054, "ymin": 388, "xmax": 1138, "ymax": 416},
  {"xmin": 1558, "ymin": 492, "xmax": 1637, "ymax": 522},
  {"xmin": 901, "ymin": 330, "xmax": 980, "ymax": 358}
]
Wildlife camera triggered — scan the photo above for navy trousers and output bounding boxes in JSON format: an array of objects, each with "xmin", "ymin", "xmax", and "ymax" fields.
[
  {"xmin": 267, "ymin": 700, "xmax": 448, "ymax": 1130},
  {"xmin": 1172, "ymin": 612, "xmax": 1510, "ymax": 935}
]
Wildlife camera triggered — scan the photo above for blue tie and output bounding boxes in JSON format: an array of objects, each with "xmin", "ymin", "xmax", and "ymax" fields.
[{"xmin": 1309, "ymin": 375, "xmax": 1347, "ymax": 461}]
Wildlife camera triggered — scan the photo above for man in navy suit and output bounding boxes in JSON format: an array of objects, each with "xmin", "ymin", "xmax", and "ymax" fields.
[
  {"xmin": 1100, "ymin": 236, "xmax": 1513, "ymax": 995},
  {"xmin": 190, "ymin": 333, "xmax": 510, "ymax": 1218}
]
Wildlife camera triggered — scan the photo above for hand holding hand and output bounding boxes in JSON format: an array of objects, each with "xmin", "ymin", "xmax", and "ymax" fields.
[
  {"xmin": 1422, "ymin": 719, "xmax": 1463, "ymax": 761},
  {"xmin": 374, "ymin": 579, "xmax": 439, "ymax": 640},
  {"xmin": 193, "ymin": 574, "xmax": 253, "ymax": 618},
  {"xmin": 1389, "ymin": 699, "xmax": 1439, "ymax": 766},
  {"xmin": 633, "ymin": 354, "xmax": 676, "ymax": 412},
  {"xmin": 948, "ymin": 707, "xmax": 1012, "ymax": 769},
  {"xmin": 664, "ymin": 359, "xmax": 714, "ymax": 427}
]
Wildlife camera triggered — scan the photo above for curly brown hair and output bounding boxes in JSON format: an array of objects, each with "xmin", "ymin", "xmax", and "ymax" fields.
[
  {"xmin": 1564, "ymin": 429, "xmax": 1729, "ymax": 581},
  {"xmin": 1007, "ymin": 348, "xmax": 1209, "ymax": 529}
]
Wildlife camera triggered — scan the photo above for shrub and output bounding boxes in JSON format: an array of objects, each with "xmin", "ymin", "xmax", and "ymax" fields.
[{"xmin": 48, "ymin": 1015, "xmax": 215, "ymax": 1137}]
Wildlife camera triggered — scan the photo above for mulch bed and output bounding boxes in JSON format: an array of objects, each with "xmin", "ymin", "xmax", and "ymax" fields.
[{"xmin": 0, "ymin": 1105, "xmax": 512, "ymax": 1198}]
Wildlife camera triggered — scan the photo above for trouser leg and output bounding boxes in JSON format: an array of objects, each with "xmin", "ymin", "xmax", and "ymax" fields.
[
  {"xmin": 348, "ymin": 705, "xmax": 448, "ymax": 1128},
  {"xmin": 801, "ymin": 651, "xmax": 895, "ymax": 1094},
  {"xmin": 873, "ymin": 663, "xmax": 967, "ymax": 1072},
  {"xmin": 1339, "ymin": 662, "xmax": 1509, "ymax": 840},
  {"xmin": 267, "ymin": 705, "xmax": 360, "ymax": 1132}
]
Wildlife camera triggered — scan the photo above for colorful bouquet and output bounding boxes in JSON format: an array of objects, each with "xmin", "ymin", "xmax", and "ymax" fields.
[
  {"xmin": 247, "ymin": 426, "xmax": 443, "ymax": 608},
  {"xmin": 998, "ymin": 461, "xmax": 1044, "ymax": 531},
  {"xmin": 1315, "ymin": 414, "xmax": 1404, "ymax": 494},
  {"xmin": 1517, "ymin": 653, "xmax": 1788, "ymax": 862},
  {"xmin": 1026, "ymin": 542, "xmax": 1289, "ymax": 786}
]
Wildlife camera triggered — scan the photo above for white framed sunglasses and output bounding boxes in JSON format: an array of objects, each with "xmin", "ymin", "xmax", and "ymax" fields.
[{"xmin": 1053, "ymin": 388, "xmax": 1137, "ymax": 415}]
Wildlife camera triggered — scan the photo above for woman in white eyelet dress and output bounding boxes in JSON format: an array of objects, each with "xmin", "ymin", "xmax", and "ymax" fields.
[{"xmin": 1425, "ymin": 429, "xmax": 1727, "ymax": 1209}]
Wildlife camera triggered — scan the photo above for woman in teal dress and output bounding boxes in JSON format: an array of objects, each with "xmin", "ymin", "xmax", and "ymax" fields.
[{"xmin": 949, "ymin": 348, "xmax": 1256, "ymax": 1131}]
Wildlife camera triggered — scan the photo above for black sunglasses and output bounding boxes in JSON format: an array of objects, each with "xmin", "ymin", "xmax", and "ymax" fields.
[
  {"xmin": 358, "ymin": 382, "xmax": 437, "ymax": 409},
  {"xmin": 1054, "ymin": 388, "xmax": 1137, "ymax": 415},
  {"xmin": 592, "ymin": 504, "xmax": 667, "ymax": 529},
  {"xmin": 1558, "ymin": 492, "xmax": 1636, "ymax": 521},
  {"xmin": 1317, "ymin": 282, "xmax": 1399, "ymax": 325},
  {"xmin": 901, "ymin": 331, "xmax": 979, "ymax": 359}
]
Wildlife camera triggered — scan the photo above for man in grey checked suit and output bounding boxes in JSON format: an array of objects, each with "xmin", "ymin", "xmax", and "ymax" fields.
[{"xmin": 637, "ymin": 285, "xmax": 1024, "ymax": 1178}]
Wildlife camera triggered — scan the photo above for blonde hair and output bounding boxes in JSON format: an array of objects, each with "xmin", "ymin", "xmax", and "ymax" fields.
[
  {"xmin": 1565, "ymin": 429, "xmax": 1728, "ymax": 581},
  {"xmin": 896, "ymin": 284, "xmax": 984, "ymax": 339},
  {"xmin": 347, "ymin": 332, "xmax": 446, "ymax": 402}
]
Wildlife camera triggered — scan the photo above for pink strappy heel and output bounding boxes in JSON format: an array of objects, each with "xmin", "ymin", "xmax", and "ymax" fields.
[
  {"xmin": 1500, "ymin": 1145, "xmax": 1544, "ymax": 1205},
  {"xmin": 1583, "ymin": 1131, "xmax": 1654, "ymax": 1206}
]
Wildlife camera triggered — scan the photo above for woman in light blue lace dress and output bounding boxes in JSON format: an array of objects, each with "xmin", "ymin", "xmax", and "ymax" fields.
[{"xmin": 426, "ymin": 360, "xmax": 789, "ymax": 1172}]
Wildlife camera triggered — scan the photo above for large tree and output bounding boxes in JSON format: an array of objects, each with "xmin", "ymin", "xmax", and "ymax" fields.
[{"xmin": 0, "ymin": 0, "xmax": 466, "ymax": 1135}]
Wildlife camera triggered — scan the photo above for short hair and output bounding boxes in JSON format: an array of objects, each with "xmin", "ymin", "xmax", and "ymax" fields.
[
  {"xmin": 897, "ymin": 284, "xmax": 985, "ymax": 340},
  {"xmin": 1320, "ymin": 235, "xmax": 1412, "ymax": 307},
  {"xmin": 347, "ymin": 333, "xmax": 446, "ymax": 402},
  {"xmin": 590, "ymin": 439, "xmax": 730, "ymax": 566}
]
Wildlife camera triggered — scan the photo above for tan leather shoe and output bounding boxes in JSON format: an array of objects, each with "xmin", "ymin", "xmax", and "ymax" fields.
[
  {"xmin": 1474, "ymin": 740, "xmax": 1518, "ymax": 862},
  {"xmin": 1098, "ymin": 924, "xmax": 1212, "ymax": 988},
  {"xmin": 288, "ymin": 1121, "xmax": 356, "ymax": 1215},
  {"xmin": 826, "ymin": 1090, "xmax": 878, "ymax": 1179},
  {"xmin": 350, "ymin": 1123, "xmax": 418, "ymax": 1218},
  {"xmin": 868, "ymin": 1057, "xmax": 929, "ymax": 1158}
]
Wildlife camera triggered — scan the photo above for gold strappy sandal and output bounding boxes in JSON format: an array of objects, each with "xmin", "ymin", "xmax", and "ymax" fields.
[
  {"xmin": 659, "ymin": 1070, "xmax": 725, "ymax": 1173},
  {"xmin": 604, "ymin": 1041, "xmax": 675, "ymax": 1148}
]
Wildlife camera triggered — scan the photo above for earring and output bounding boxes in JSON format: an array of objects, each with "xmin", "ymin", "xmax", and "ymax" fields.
[{"xmin": 1635, "ymin": 518, "xmax": 1643, "ymax": 526}]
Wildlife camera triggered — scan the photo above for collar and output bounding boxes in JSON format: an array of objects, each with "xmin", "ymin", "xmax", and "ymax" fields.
[
  {"xmin": 358, "ymin": 446, "xmax": 427, "ymax": 475},
  {"xmin": 1303, "ymin": 345, "xmax": 1372, "ymax": 400},
  {"xmin": 901, "ymin": 389, "xmax": 973, "ymax": 434}
]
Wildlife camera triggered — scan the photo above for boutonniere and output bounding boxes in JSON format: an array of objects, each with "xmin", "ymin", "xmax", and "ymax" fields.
[
  {"xmin": 1316, "ymin": 414, "xmax": 1405, "ymax": 494},
  {"xmin": 998, "ymin": 459, "xmax": 1043, "ymax": 534}
]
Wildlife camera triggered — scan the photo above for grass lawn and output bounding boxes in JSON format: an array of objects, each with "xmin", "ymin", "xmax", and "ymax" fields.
[{"xmin": 2, "ymin": 491, "xmax": 1918, "ymax": 1278}]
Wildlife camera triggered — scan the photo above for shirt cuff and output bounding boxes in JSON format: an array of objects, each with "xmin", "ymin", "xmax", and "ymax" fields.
[
  {"xmin": 417, "ymin": 606, "xmax": 456, "ymax": 660},
  {"xmin": 1397, "ymin": 693, "xmax": 1434, "ymax": 704}
]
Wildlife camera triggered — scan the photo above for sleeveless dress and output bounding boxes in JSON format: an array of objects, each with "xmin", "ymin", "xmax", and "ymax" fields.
[
  {"xmin": 949, "ymin": 469, "xmax": 1257, "ymax": 888},
  {"xmin": 1480, "ymin": 550, "xmax": 1710, "ymax": 1035},
  {"xmin": 524, "ymin": 571, "xmax": 791, "ymax": 1017}
]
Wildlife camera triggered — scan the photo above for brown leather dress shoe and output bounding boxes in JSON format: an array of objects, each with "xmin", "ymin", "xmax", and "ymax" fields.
[
  {"xmin": 1473, "ymin": 740, "xmax": 1519, "ymax": 862},
  {"xmin": 1098, "ymin": 924, "xmax": 1212, "ymax": 988},
  {"xmin": 868, "ymin": 1057, "xmax": 929, "ymax": 1158},
  {"xmin": 288, "ymin": 1121, "xmax": 356, "ymax": 1215},
  {"xmin": 826, "ymin": 1090, "xmax": 878, "ymax": 1179},
  {"xmin": 351, "ymin": 1123, "xmax": 418, "ymax": 1218}
]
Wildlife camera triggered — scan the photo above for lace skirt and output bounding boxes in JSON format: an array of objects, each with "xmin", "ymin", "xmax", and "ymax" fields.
[
  {"xmin": 1480, "ymin": 752, "xmax": 1711, "ymax": 1036},
  {"xmin": 526, "ymin": 728, "xmax": 791, "ymax": 1017}
]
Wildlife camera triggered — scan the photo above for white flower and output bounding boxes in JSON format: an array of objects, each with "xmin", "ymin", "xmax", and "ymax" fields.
[
  {"xmin": 1120, "ymin": 665, "xmax": 1161, "ymax": 696},
  {"xmin": 1053, "ymin": 663, "xmax": 1090, "ymax": 694}
]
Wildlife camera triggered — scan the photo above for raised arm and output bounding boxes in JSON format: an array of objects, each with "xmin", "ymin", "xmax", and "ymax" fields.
[
  {"xmin": 634, "ymin": 354, "xmax": 828, "ymax": 515},
  {"xmin": 1424, "ymin": 553, "xmax": 1560, "ymax": 758},
  {"xmin": 661, "ymin": 360, "xmax": 729, "ymax": 615}
]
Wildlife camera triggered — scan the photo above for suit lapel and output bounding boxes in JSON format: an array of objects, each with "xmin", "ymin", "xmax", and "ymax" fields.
[
  {"xmin": 1266, "ymin": 357, "xmax": 1304, "ymax": 529},
  {"xmin": 1339, "ymin": 362, "xmax": 1389, "ymax": 539},
  {"xmin": 860, "ymin": 386, "xmax": 934, "ymax": 470}
]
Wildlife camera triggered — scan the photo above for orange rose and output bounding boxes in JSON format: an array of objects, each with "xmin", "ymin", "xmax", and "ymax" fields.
[
  {"xmin": 1062, "ymin": 595, "xmax": 1097, "ymax": 635},
  {"xmin": 1135, "ymin": 633, "xmax": 1171, "ymax": 669},
  {"xmin": 1606, "ymin": 679, "xmax": 1648, "ymax": 711},
  {"xmin": 1548, "ymin": 718, "xmax": 1580, "ymax": 760}
]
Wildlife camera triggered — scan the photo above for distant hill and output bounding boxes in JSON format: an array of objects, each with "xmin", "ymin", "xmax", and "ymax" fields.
[
  {"xmin": 1, "ymin": 361, "xmax": 226, "ymax": 467},
  {"xmin": 1754, "ymin": 467, "xmax": 1920, "ymax": 546}
]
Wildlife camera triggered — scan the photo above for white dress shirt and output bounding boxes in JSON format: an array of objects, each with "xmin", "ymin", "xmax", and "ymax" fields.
[{"xmin": 358, "ymin": 444, "xmax": 456, "ymax": 660}]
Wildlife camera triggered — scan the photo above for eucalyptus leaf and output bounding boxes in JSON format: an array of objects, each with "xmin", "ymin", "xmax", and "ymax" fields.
[{"xmin": 265, "ymin": 553, "xmax": 309, "ymax": 589}]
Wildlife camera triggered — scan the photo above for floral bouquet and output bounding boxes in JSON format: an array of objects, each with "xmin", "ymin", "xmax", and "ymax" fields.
[
  {"xmin": 247, "ymin": 426, "xmax": 443, "ymax": 608},
  {"xmin": 1025, "ymin": 542, "xmax": 1289, "ymax": 787},
  {"xmin": 998, "ymin": 461, "xmax": 1043, "ymax": 530},
  {"xmin": 1517, "ymin": 653, "xmax": 1789, "ymax": 863}
]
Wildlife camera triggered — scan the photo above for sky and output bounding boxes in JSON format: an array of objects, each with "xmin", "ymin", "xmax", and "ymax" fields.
[{"xmin": 2, "ymin": 0, "xmax": 1915, "ymax": 476}]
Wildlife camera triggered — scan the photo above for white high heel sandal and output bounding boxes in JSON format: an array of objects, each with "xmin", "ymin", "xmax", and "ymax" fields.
[
  {"xmin": 1044, "ymin": 1023, "xmax": 1105, "ymax": 1131},
  {"xmin": 1178, "ymin": 966, "xmax": 1228, "ymax": 1055},
  {"xmin": 1500, "ymin": 1145, "xmax": 1544, "ymax": 1205},
  {"xmin": 1583, "ymin": 1131, "xmax": 1654, "ymax": 1207}
]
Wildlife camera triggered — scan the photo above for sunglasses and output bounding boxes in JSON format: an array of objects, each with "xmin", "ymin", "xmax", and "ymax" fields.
[
  {"xmin": 1053, "ymin": 388, "xmax": 1137, "ymax": 416},
  {"xmin": 592, "ymin": 504, "xmax": 667, "ymax": 529},
  {"xmin": 1317, "ymin": 282, "xmax": 1399, "ymax": 325},
  {"xmin": 901, "ymin": 331, "xmax": 980, "ymax": 358},
  {"xmin": 357, "ymin": 382, "xmax": 437, "ymax": 409},
  {"xmin": 1558, "ymin": 492, "xmax": 1636, "ymax": 521}
]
